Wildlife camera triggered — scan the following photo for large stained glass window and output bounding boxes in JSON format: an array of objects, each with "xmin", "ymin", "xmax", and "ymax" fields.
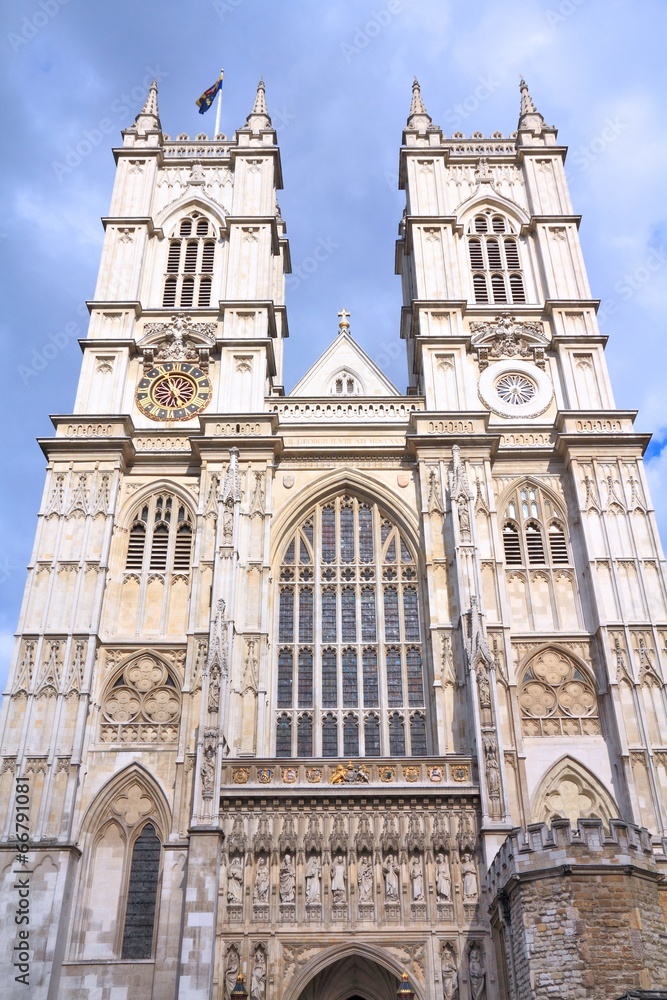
[{"xmin": 275, "ymin": 495, "xmax": 429, "ymax": 757}]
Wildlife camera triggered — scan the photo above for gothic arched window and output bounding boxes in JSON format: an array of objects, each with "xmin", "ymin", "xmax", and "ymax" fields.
[
  {"xmin": 468, "ymin": 211, "xmax": 526, "ymax": 305},
  {"xmin": 162, "ymin": 213, "xmax": 217, "ymax": 308},
  {"xmin": 121, "ymin": 822, "xmax": 161, "ymax": 959},
  {"xmin": 519, "ymin": 648, "xmax": 600, "ymax": 737},
  {"xmin": 275, "ymin": 494, "xmax": 429, "ymax": 757},
  {"xmin": 119, "ymin": 492, "xmax": 194, "ymax": 635},
  {"xmin": 501, "ymin": 483, "xmax": 579, "ymax": 631}
]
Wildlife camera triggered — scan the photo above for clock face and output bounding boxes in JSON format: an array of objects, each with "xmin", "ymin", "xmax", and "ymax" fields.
[{"xmin": 136, "ymin": 362, "xmax": 212, "ymax": 421}]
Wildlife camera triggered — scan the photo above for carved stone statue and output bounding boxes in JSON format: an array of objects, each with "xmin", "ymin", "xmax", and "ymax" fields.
[
  {"xmin": 280, "ymin": 852, "xmax": 296, "ymax": 903},
  {"xmin": 441, "ymin": 944, "xmax": 459, "ymax": 1000},
  {"xmin": 227, "ymin": 855, "xmax": 243, "ymax": 904},
  {"xmin": 435, "ymin": 852, "xmax": 452, "ymax": 901},
  {"xmin": 251, "ymin": 945, "xmax": 266, "ymax": 1000},
  {"xmin": 382, "ymin": 853, "xmax": 399, "ymax": 902},
  {"xmin": 357, "ymin": 853, "xmax": 373, "ymax": 903},
  {"xmin": 225, "ymin": 945, "xmax": 240, "ymax": 1000},
  {"xmin": 305, "ymin": 853, "xmax": 321, "ymax": 904},
  {"xmin": 469, "ymin": 944, "xmax": 486, "ymax": 1000},
  {"xmin": 461, "ymin": 852, "xmax": 479, "ymax": 903},
  {"xmin": 410, "ymin": 854, "xmax": 424, "ymax": 901},
  {"xmin": 253, "ymin": 854, "xmax": 269, "ymax": 905},
  {"xmin": 331, "ymin": 852, "xmax": 347, "ymax": 902}
]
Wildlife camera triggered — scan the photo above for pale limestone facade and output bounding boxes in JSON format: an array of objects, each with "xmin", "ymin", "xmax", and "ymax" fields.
[{"xmin": 1, "ymin": 77, "xmax": 666, "ymax": 1000}]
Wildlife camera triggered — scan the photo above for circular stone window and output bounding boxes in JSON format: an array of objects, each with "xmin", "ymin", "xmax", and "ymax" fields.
[{"xmin": 478, "ymin": 359, "xmax": 553, "ymax": 418}]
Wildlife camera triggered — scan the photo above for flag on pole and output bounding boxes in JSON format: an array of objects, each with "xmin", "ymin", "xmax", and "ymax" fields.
[{"xmin": 196, "ymin": 72, "xmax": 224, "ymax": 114}]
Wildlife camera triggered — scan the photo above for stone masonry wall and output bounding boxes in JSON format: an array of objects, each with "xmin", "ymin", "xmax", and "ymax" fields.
[{"xmin": 488, "ymin": 819, "xmax": 667, "ymax": 1000}]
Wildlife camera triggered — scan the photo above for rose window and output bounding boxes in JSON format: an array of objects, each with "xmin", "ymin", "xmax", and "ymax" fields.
[
  {"xmin": 519, "ymin": 649, "xmax": 600, "ymax": 737},
  {"xmin": 100, "ymin": 654, "xmax": 181, "ymax": 744},
  {"xmin": 495, "ymin": 372, "xmax": 536, "ymax": 406}
]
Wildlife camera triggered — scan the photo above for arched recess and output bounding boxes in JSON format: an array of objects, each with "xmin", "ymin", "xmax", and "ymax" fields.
[
  {"xmin": 69, "ymin": 764, "xmax": 171, "ymax": 960},
  {"xmin": 155, "ymin": 193, "xmax": 228, "ymax": 234},
  {"xmin": 457, "ymin": 192, "xmax": 530, "ymax": 232},
  {"xmin": 531, "ymin": 755, "xmax": 619, "ymax": 827},
  {"xmin": 518, "ymin": 644, "xmax": 600, "ymax": 738},
  {"xmin": 97, "ymin": 649, "xmax": 182, "ymax": 746},
  {"xmin": 282, "ymin": 943, "xmax": 422, "ymax": 1000}
]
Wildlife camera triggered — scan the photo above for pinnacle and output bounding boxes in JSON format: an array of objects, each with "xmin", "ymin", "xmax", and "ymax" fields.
[
  {"xmin": 406, "ymin": 76, "xmax": 432, "ymax": 129},
  {"xmin": 519, "ymin": 76, "xmax": 538, "ymax": 116},
  {"xmin": 245, "ymin": 78, "xmax": 272, "ymax": 131},
  {"xmin": 133, "ymin": 79, "xmax": 161, "ymax": 132}
]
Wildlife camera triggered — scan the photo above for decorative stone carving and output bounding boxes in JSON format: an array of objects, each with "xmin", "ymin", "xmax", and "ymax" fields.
[
  {"xmin": 227, "ymin": 855, "xmax": 244, "ymax": 904},
  {"xmin": 225, "ymin": 945, "xmax": 240, "ymax": 1000},
  {"xmin": 250, "ymin": 472, "xmax": 265, "ymax": 517},
  {"xmin": 357, "ymin": 853, "xmax": 373, "ymax": 903},
  {"xmin": 519, "ymin": 648, "xmax": 600, "ymax": 737},
  {"xmin": 461, "ymin": 852, "xmax": 479, "ymax": 903},
  {"xmin": 305, "ymin": 853, "xmax": 321, "ymax": 904},
  {"xmin": 330, "ymin": 852, "xmax": 347, "ymax": 902},
  {"xmin": 382, "ymin": 853, "xmax": 399, "ymax": 901},
  {"xmin": 100, "ymin": 653, "xmax": 181, "ymax": 744},
  {"xmin": 409, "ymin": 853, "xmax": 424, "ymax": 901},
  {"xmin": 330, "ymin": 760, "xmax": 369, "ymax": 784},
  {"xmin": 469, "ymin": 943, "xmax": 486, "ymax": 1000},
  {"xmin": 200, "ymin": 728, "xmax": 217, "ymax": 799},
  {"xmin": 141, "ymin": 315, "xmax": 216, "ymax": 371},
  {"xmin": 441, "ymin": 943, "xmax": 459, "ymax": 1000},
  {"xmin": 279, "ymin": 852, "xmax": 296, "ymax": 903},
  {"xmin": 435, "ymin": 852, "xmax": 452, "ymax": 901},
  {"xmin": 427, "ymin": 467, "xmax": 445, "ymax": 515},
  {"xmin": 251, "ymin": 944, "xmax": 266, "ymax": 1000},
  {"xmin": 449, "ymin": 445, "xmax": 474, "ymax": 543},
  {"xmin": 470, "ymin": 312, "xmax": 548, "ymax": 370},
  {"xmin": 253, "ymin": 854, "xmax": 270, "ymax": 905}
]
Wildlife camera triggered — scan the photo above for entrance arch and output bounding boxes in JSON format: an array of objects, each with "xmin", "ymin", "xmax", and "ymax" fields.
[
  {"xmin": 283, "ymin": 943, "xmax": 423, "ymax": 1000},
  {"xmin": 296, "ymin": 953, "xmax": 402, "ymax": 1000}
]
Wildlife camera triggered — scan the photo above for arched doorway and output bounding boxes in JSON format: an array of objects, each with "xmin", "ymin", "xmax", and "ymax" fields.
[{"xmin": 296, "ymin": 954, "xmax": 401, "ymax": 1000}]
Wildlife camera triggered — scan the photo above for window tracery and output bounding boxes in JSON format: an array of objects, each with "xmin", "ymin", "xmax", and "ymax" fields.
[
  {"xmin": 99, "ymin": 653, "xmax": 181, "ymax": 744},
  {"xmin": 329, "ymin": 370, "xmax": 362, "ymax": 396},
  {"xmin": 162, "ymin": 212, "xmax": 217, "ymax": 309},
  {"xmin": 519, "ymin": 648, "xmax": 600, "ymax": 737},
  {"xmin": 468, "ymin": 211, "xmax": 526, "ymax": 305},
  {"xmin": 501, "ymin": 482, "xmax": 578, "ymax": 630},
  {"xmin": 275, "ymin": 494, "xmax": 429, "ymax": 757}
]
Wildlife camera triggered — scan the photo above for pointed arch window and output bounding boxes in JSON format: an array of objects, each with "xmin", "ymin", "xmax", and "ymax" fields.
[
  {"xmin": 468, "ymin": 211, "xmax": 527, "ymax": 305},
  {"xmin": 162, "ymin": 212, "xmax": 217, "ymax": 308},
  {"xmin": 274, "ymin": 494, "xmax": 430, "ymax": 756},
  {"xmin": 501, "ymin": 483, "xmax": 580, "ymax": 631},
  {"xmin": 121, "ymin": 823, "xmax": 161, "ymax": 959}
]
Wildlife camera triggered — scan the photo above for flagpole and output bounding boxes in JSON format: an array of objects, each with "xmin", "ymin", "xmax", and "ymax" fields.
[{"xmin": 213, "ymin": 69, "xmax": 224, "ymax": 137}]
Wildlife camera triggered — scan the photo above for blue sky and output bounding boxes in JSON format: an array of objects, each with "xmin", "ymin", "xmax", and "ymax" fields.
[{"xmin": 1, "ymin": 0, "xmax": 666, "ymax": 692}]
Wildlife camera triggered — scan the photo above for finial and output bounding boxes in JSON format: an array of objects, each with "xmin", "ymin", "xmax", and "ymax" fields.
[
  {"xmin": 406, "ymin": 77, "xmax": 432, "ymax": 130},
  {"xmin": 245, "ymin": 78, "xmax": 272, "ymax": 132},
  {"xmin": 133, "ymin": 79, "xmax": 161, "ymax": 133},
  {"xmin": 337, "ymin": 308, "xmax": 351, "ymax": 335}
]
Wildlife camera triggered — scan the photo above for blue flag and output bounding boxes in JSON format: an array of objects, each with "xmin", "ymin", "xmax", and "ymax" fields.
[{"xmin": 196, "ymin": 73, "xmax": 223, "ymax": 114}]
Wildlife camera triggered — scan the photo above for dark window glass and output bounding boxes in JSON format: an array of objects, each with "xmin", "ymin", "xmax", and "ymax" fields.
[
  {"xmin": 389, "ymin": 713, "xmax": 405, "ymax": 755},
  {"xmin": 298, "ymin": 649, "xmax": 313, "ymax": 708},
  {"xmin": 410, "ymin": 713, "xmax": 427, "ymax": 756},
  {"xmin": 297, "ymin": 715, "xmax": 312, "ymax": 756},
  {"xmin": 322, "ymin": 588, "xmax": 337, "ymax": 642},
  {"xmin": 121, "ymin": 823, "xmax": 160, "ymax": 959},
  {"xmin": 364, "ymin": 714, "xmax": 381, "ymax": 756},
  {"xmin": 322, "ymin": 506, "xmax": 335, "ymax": 562},
  {"xmin": 322, "ymin": 714, "xmax": 338, "ymax": 757},
  {"xmin": 362, "ymin": 648, "xmax": 379, "ymax": 707},
  {"xmin": 299, "ymin": 588, "xmax": 313, "ymax": 642},
  {"xmin": 403, "ymin": 588, "xmax": 420, "ymax": 640},
  {"xmin": 322, "ymin": 648, "xmax": 337, "ymax": 707},
  {"xmin": 358, "ymin": 505, "xmax": 373, "ymax": 562},
  {"xmin": 342, "ymin": 647, "xmax": 358, "ymax": 707},
  {"xmin": 384, "ymin": 587, "xmax": 400, "ymax": 641},
  {"xmin": 340, "ymin": 505, "xmax": 354, "ymax": 563},
  {"xmin": 343, "ymin": 714, "xmax": 359, "ymax": 756},
  {"xmin": 386, "ymin": 647, "xmax": 403, "ymax": 707},
  {"xmin": 341, "ymin": 588, "xmax": 356, "ymax": 642},
  {"xmin": 278, "ymin": 588, "xmax": 294, "ymax": 642},
  {"xmin": 361, "ymin": 588, "xmax": 376, "ymax": 642},
  {"xmin": 277, "ymin": 649, "xmax": 293, "ymax": 708},
  {"xmin": 406, "ymin": 648, "xmax": 424, "ymax": 707},
  {"xmin": 276, "ymin": 714, "xmax": 292, "ymax": 756}
]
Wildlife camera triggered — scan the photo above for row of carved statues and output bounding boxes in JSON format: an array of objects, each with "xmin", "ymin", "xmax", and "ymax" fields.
[
  {"xmin": 223, "ymin": 848, "xmax": 479, "ymax": 907},
  {"xmin": 222, "ymin": 940, "xmax": 486, "ymax": 1000}
]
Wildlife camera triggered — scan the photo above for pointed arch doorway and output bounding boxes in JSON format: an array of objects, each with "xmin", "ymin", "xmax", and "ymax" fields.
[{"xmin": 295, "ymin": 954, "xmax": 401, "ymax": 1000}]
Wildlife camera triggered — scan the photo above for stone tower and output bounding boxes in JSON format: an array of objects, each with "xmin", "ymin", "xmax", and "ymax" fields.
[{"xmin": 0, "ymin": 76, "xmax": 666, "ymax": 1000}]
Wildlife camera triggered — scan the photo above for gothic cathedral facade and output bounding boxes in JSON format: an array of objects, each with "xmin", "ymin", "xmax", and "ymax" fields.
[{"xmin": 1, "ymin": 77, "xmax": 666, "ymax": 1000}]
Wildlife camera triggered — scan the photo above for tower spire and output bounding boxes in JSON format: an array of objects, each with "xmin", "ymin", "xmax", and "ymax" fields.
[
  {"xmin": 406, "ymin": 77, "xmax": 432, "ymax": 131},
  {"xmin": 133, "ymin": 79, "xmax": 161, "ymax": 134},
  {"xmin": 517, "ymin": 75, "xmax": 545, "ymax": 132},
  {"xmin": 245, "ymin": 78, "xmax": 272, "ymax": 132}
]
